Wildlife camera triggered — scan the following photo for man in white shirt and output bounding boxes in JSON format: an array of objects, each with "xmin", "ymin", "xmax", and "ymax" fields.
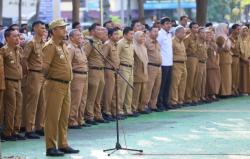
[{"xmin": 157, "ymin": 17, "xmax": 173, "ymax": 110}]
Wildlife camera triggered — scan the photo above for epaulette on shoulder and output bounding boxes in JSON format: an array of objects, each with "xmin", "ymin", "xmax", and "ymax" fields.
[{"xmin": 2, "ymin": 44, "xmax": 8, "ymax": 50}]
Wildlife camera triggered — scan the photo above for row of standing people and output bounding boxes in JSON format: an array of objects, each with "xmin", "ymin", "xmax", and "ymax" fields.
[{"xmin": 0, "ymin": 17, "xmax": 250, "ymax": 157}]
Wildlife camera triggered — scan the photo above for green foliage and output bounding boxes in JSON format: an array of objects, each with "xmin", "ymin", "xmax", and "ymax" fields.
[{"xmin": 207, "ymin": 0, "xmax": 241, "ymax": 22}]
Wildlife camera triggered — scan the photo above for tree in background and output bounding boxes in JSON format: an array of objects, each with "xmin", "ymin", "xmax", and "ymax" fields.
[
  {"xmin": 196, "ymin": 0, "xmax": 208, "ymax": 26},
  {"xmin": 137, "ymin": 0, "xmax": 145, "ymax": 24},
  {"xmin": 207, "ymin": 0, "xmax": 244, "ymax": 23},
  {"xmin": 72, "ymin": 0, "xmax": 80, "ymax": 22}
]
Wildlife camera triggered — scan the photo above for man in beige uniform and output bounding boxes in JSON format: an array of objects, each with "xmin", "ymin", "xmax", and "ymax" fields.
[
  {"xmin": 102, "ymin": 28, "xmax": 120, "ymax": 120},
  {"xmin": 170, "ymin": 26, "xmax": 187, "ymax": 107},
  {"xmin": 144, "ymin": 26, "xmax": 162, "ymax": 111},
  {"xmin": 23, "ymin": 21, "xmax": 46, "ymax": 139},
  {"xmin": 0, "ymin": 48, "xmax": 5, "ymax": 134},
  {"xmin": 184, "ymin": 22, "xmax": 200, "ymax": 105},
  {"xmin": 67, "ymin": 29, "xmax": 89, "ymax": 129},
  {"xmin": 229, "ymin": 24, "xmax": 241, "ymax": 96},
  {"xmin": 42, "ymin": 19, "xmax": 79, "ymax": 157},
  {"xmin": 117, "ymin": 27, "xmax": 136, "ymax": 117},
  {"xmin": 84, "ymin": 23, "xmax": 108, "ymax": 124},
  {"xmin": 1, "ymin": 28, "xmax": 25, "ymax": 141},
  {"xmin": 194, "ymin": 28, "xmax": 208, "ymax": 103}
]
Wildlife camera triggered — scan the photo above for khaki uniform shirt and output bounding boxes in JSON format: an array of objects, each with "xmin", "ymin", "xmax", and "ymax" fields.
[
  {"xmin": 184, "ymin": 33, "xmax": 199, "ymax": 57},
  {"xmin": 0, "ymin": 52, "xmax": 5, "ymax": 90},
  {"xmin": 196, "ymin": 39, "xmax": 207, "ymax": 62},
  {"xmin": 133, "ymin": 53, "xmax": 148, "ymax": 82},
  {"xmin": 1, "ymin": 45, "xmax": 23, "ymax": 80},
  {"xmin": 42, "ymin": 39, "xmax": 72, "ymax": 81},
  {"xmin": 216, "ymin": 36, "xmax": 232, "ymax": 65},
  {"xmin": 68, "ymin": 42, "xmax": 88, "ymax": 72},
  {"xmin": 117, "ymin": 38, "xmax": 134, "ymax": 66},
  {"xmin": 103, "ymin": 40, "xmax": 120, "ymax": 69},
  {"xmin": 145, "ymin": 36, "xmax": 162, "ymax": 65},
  {"xmin": 230, "ymin": 35, "xmax": 240, "ymax": 57},
  {"xmin": 207, "ymin": 42, "xmax": 220, "ymax": 69},
  {"xmin": 83, "ymin": 37, "xmax": 105, "ymax": 67},
  {"xmin": 23, "ymin": 38, "xmax": 45, "ymax": 70},
  {"xmin": 172, "ymin": 37, "xmax": 187, "ymax": 62}
]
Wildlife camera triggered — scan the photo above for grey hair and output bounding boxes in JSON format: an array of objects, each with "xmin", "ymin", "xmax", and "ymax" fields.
[
  {"xmin": 69, "ymin": 29, "xmax": 79, "ymax": 37},
  {"xmin": 175, "ymin": 26, "xmax": 184, "ymax": 35}
]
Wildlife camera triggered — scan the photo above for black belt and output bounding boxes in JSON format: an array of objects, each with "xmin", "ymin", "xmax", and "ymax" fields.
[
  {"xmin": 199, "ymin": 60, "xmax": 206, "ymax": 63},
  {"xmin": 232, "ymin": 55, "xmax": 239, "ymax": 57},
  {"xmin": 105, "ymin": 67, "xmax": 115, "ymax": 71},
  {"xmin": 89, "ymin": 66, "xmax": 104, "ymax": 70},
  {"xmin": 5, "ymin": 78, "xmax": 19, "ymax": 82},
  {"xmin": 187, "ymin": 55, "xmax": 197, "ymax": 58},
  {"xmin": 148, "ymin": 63, "xmax": 161, "ymax": 67},
  {"xmin": 120, "ymin": 63, "xmax": 132, "ymax": 68},
  {"xmin": 73, "ymin": 70, "xmax": 88, "ymax": 74},
  {"xmin": 29, "ymin": 69, "xmax": 43, "ymax": 73},
  {"xmin": 48, "ymin": 78, "xmax": 70, "ymax": 84},
  {"xmin": 173, "ymin": 61, "xmax": 185, "ymax": 64}
]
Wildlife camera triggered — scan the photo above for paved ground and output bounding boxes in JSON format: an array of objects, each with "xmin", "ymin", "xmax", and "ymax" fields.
[{"xmin": 1, "ymin": 96, "xmax": 250, "ymax": 159}]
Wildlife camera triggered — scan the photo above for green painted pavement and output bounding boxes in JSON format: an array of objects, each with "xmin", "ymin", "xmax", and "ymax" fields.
[{"xmin": 1, "ymin": 96, "xmax": 250, "ymax": 159}]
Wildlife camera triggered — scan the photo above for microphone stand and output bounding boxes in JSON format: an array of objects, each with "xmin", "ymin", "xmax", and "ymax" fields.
[{"xmin": 87, "ymin": 39, "xmax": 143, "ymax": 156}]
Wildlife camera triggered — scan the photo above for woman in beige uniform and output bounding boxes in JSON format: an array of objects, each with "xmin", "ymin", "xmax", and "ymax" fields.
[
  {"xmin": 131, "ymin": 31, "xmax": 149, "ymax": 114},
  {"xmin": 206, "ymin": 28, "xmax": 220, "ymax": 101},
  {"xmin": 215, "ymin": 23, "xmax": 232, "ymax": 97},
  {"xmin": 239, "ymin": 26, "xmax": 250, "ymax": 94}
]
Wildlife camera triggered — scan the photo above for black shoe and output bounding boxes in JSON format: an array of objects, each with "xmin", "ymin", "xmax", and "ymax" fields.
[
  {"xmin": 81, "ymin": 123, "xmax": 91, "ymax": 127},
  {"xmin": 126, "ymin": 113, "xmax": 139, "ymax": 117},
  {"xmin": 46, "ymin": 148, "xmax": 64, "ymax": 156},
  {"xmin": 86, "ymin": 120, "xmax": 98, "ymax": 125},
  {"xmin": 139, "ymin": 110, "xmax": 150, "ymax": 114},
  {"xmin": 103, "ymin": 114, "xmax": 115, "ymax": 121},
  {"xmin": 35, "ymin": 129, "xmax": 44, "ymax": 136},
  {"xmin": 25, "ymin": 132, "xmax": 40, "ymax": 139},
  {"xmin": 157, "ymin": 106, "xmax": 166, "ymax": 111},
  {"xmin": 151, "ymin": 108, "xmax": 163, "ymax": 112},
  {"xmin": 13, "ymin": 133, "xmax": 26, "ymax": 140},
  {"xmin": 190, "ymin": 102, "xmax": 198, "ymax": 106},
  {"xmin": 58, "ymin": 146, "xmax": 79, "ymax": 154},
  {"xmin": 144, "ymin": 108, "xmax": 152, "ymax": 113},
  {"xmin": 114, "ymin": 114, "xmax": 126, "ymax": 120},
  {"xmin": 172, "ymin": 104, "xmax": 182, "ymax": 109},
  {"xmin": 19, "ymin": 127, "xmax": 26, "ymax": 133},
  {"xmin": 182, "ymin": 103, "xmax": 190, "ymax": 107},
  {"xmin": 95, "ymin": 119, "xmax": 109, "ymax": 123},
  {"xmin": 165, "ymin": 104, "xmax": 175, "ymax": 109},
  {"xmin": 68, "ymin": 125, "xmax": 82, "ymax": 129},
  {"xmin": 1, "ymin": 135, "xmax": 16, "ymax": 141}
]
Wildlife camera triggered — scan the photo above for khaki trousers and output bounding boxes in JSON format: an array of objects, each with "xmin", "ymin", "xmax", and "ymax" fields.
[
  {"xmin": 85, "ymin": 69, "xmax": 105, "ymax": 120},
  {"xmin": 170, "ymin": 63, "xmax": 187, "ymax": 105},
  {"xmin": 232, "ymin": 57, "xmax": 240, "ymax": 95},
  {"xmin": 132, "ymin": 82, "xmax": 147, "ymax": 112},
  {"xmin": 3, "ymin": 80, "xmax": 22, "ymax": 136},
  {"xmin": 194, "ymin": 62, "xmax": 206, "ymax": 101},
  {"xmin": 0, "ymin": 90, "xmax": 4, "ymax": 127},
  {"xmin": 44, "ymin": 80, "xmax": 70, "ymax": 149},
  {"xmin": 239, "ymin": 61, "xmax": 250, "ymax": 93},
  {"xmin": 220, "ymin": 64, "xmax": 232, "ymax": 96},
  {"xmin": 185, "ymin": 57, "xmax": 199, "ymax": 103},
  {"xmin": 21, "ymin": 75, "xmax": 27, "ymax": 129},
  {"xmin": 69, "ymin": 73, "xmax": 88, "ymax": 126},
  {"xmin": 117, "ymin": 66, "xmax": 133, "ymax": 115},
  {"xmin": 144, "ymin": 66, "xmax": 161, "ymax": 109},
  {"xmin": 103, "ymin": 69, "xmax": 116, "ymax": 115},
  {"xmin": 25, "ymin": 72, "xmax": 45, "ymax": 132}
]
